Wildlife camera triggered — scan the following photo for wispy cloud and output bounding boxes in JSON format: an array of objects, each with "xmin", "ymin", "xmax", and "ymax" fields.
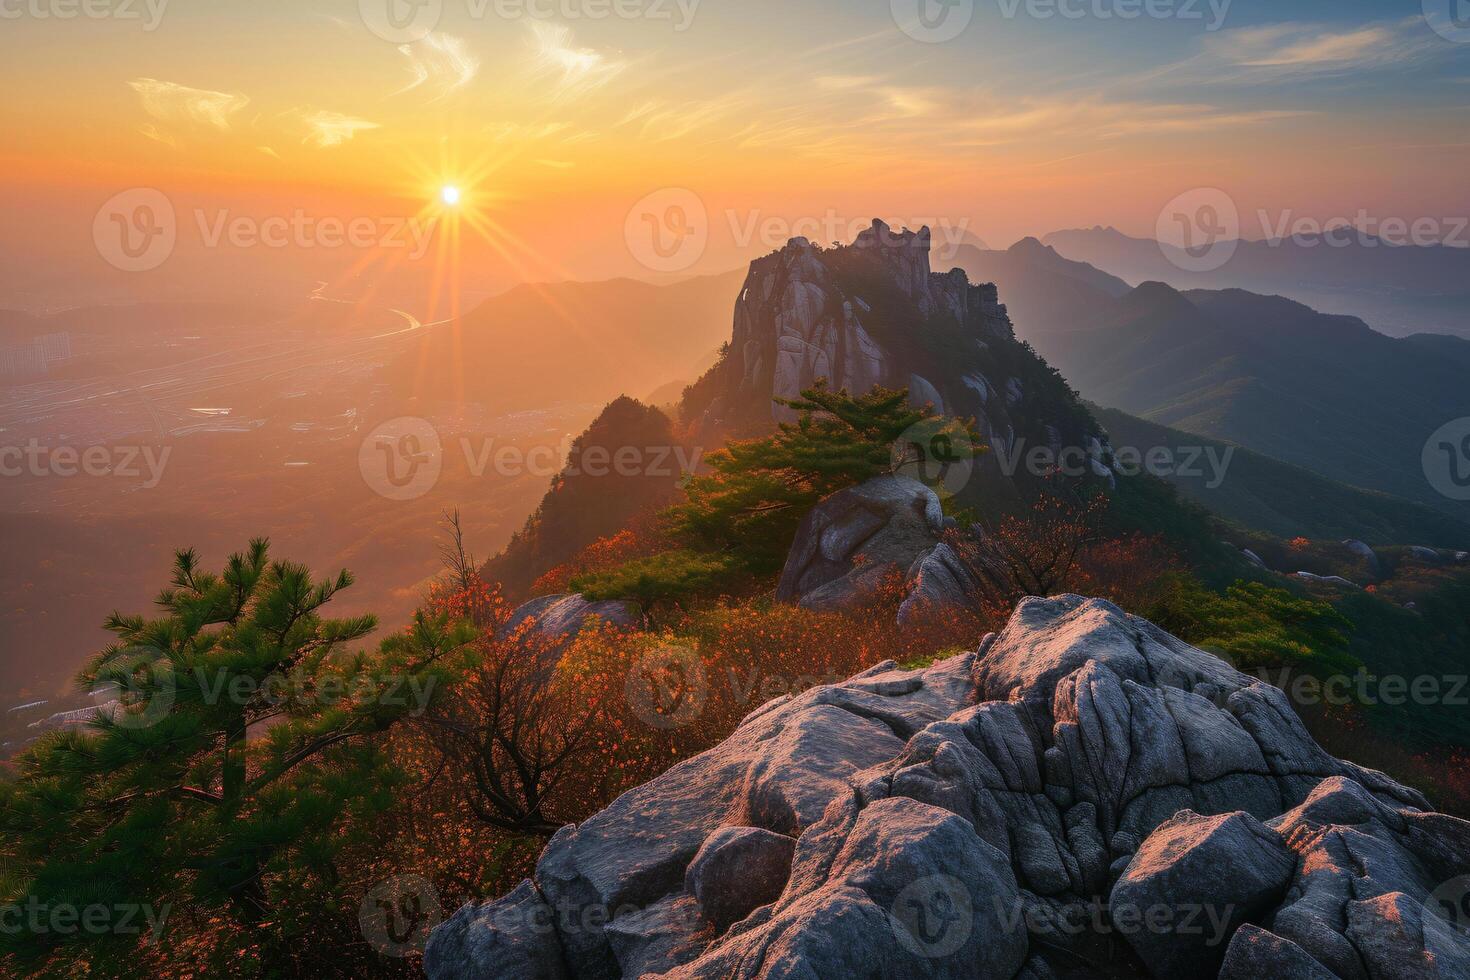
[
  {"xmin": 137, "ymin": 123, "xmax": 180, "ymax": 148},
  {"xmin": 878, "ymin": 87, "xmax": 939, "ymax": 117},
  {"xmin": 297, "ymin": 109, "xmax": 379, "ymax": 147},
  {"xmin": 961, "ymin": 98, "xmax": 1304, "ymax": 142},
  {"xmin": 1157, "ymin": 18, "xmax": 1444, "ymax": 85},
  {"xmin": 395, "ymin": 33, "xmax": 479, "ymax": 101},
  {"xmin": 1232, "ymin": 26, "xmax": 1395, "ymax": 67},
  {"xmin": 815, "ymin": 74, "xmax": 882, "ymax": 91},
  {"xmin": 618, "ymin": 96, "xmax": 748, "ymax": 143},
  {"xmin": 526, "ymin": 22, "xmax": 625, "ymax": 100},
  {"xmin": 129, "ymin": 78, "xmax": 249, "ymax": 131}
]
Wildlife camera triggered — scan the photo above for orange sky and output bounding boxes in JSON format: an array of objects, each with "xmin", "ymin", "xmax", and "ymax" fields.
[{"xmin": 2, "ymin": 2, "xmax": 1468, "ymax": 310}]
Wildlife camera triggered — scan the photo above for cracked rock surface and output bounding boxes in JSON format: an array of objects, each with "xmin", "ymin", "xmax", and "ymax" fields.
[{"xmin": 426, "ymin": 595, "xmax": 1470, "ymax": 979}]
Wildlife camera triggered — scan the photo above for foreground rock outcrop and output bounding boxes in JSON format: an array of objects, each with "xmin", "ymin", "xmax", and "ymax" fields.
[{"xmin": 426, "ymin": 595, "xmax": 1468, "ymax": 978}]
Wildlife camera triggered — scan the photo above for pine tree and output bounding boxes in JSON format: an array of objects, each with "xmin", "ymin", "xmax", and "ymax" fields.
[
  {"xmin": 668, "ymin": 382, "xmax": 981, "ymax": 572},
  {"xmin": 0, "ymin": 540, "xmax": 473, "ymax": 966}
]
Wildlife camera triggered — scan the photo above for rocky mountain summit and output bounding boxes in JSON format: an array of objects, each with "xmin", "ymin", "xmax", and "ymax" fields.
[
  {"xmin": 426, "ymin": 595, "xmax": 1468, "ymax": 978},
  {"xmin": 683, "ymin": 219, "xmax": 1114, "ymax": 503}
]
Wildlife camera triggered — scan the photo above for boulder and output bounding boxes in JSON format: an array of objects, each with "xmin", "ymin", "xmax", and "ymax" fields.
[
  {"xmin": 777, "ymin": 476, "xmax": 991, "ymax": 626},
  {"xmin": 497, "ymin": 594, "xmax": 639, "ymax": 655},
  {"xmin": 776, "ymin": 475, "xmax": 943, "ymax": 609},
  {"xmin": 1218, "ymin": 924, "xmax": 1337, "ymax": 979},
  {"xmin": 603, "ymin": 895, "xmax": 708, "ymax": 978},
  {"xmin": 1342, "ymin": 539, "xmax": 1381, "ymax": 577},
  {"xmin": 1110, "ymin": 810, "xmax": 1296, "ymax": 975},
  {"xmin": 425, "ymin": 879, "xmax": 567, "ymax": 980},
  {"xmin": 1295, "ymin": 571, "xmax": 1358, "ymax": 589},
  {"xmin": 896, "ymin": 541, "xmax": 984, "ymax": 627},
  {"xmin": 907, "ymin": 373, "xmax": 946, "ymax": 414},
  {"xmin": 662, "ymin": 797, "xmax": 1028, "ymax": 979},
  {"xmin": 429, "ymin": 596, "xmax": 1465, "ymax": 980},
  {"xmin": 684, "ymin": 827, "xmax": 797, "ymax": 932}
]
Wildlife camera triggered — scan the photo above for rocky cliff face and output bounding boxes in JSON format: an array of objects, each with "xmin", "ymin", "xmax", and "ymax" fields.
[
  {"xmin": 685, "ymin": 219, "xmax": 1114, "ymax": 500},
  {"xmin": 425, "ymin": 595, "xmax": 1467, "ymax": 978}
]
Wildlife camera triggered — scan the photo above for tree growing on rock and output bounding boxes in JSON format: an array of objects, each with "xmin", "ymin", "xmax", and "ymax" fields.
[{"xmin": 668, "ymin": 381, "xmax": 981, "ymax": 574}]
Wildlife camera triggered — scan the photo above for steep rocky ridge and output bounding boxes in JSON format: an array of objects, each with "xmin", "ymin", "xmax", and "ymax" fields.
[
  {"xmin": 426, "ymin": 595, "xmax": 1466, "ymax": 978},
  {"xmin": 682, "ymin": 220, "xmax": 1113, "ymax": 505}
]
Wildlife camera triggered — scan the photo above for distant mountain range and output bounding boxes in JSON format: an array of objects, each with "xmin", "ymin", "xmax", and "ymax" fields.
[
  {"xmin": 953, "ymin": 238, "xmax": 1470, "ymax": 525},
  {"xmin": 1040, "ymin": 225, "xmax": 1470, "ymax": 339},
  {"xmin": 1091, "ymin": 407, "xmax": 1470, "ymax": 548}
]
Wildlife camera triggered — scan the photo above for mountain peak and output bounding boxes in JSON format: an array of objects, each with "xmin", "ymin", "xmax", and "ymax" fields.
[
  {"xmin": 1008, "ymin": 236, "xmax": 1059, "ymax": 259},
  {"xmin": 1113, "ymin": 280, "xmax": 1203, "ymax": 324},
  {"xmin": 681, "ymin": 212, "xmax": 1114, "ymax": 500}
]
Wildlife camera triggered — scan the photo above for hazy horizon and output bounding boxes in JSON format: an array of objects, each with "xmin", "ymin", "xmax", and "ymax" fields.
[{"xmin": 4, "ymin": 0, "xmax": 1469, "ymax": 313}]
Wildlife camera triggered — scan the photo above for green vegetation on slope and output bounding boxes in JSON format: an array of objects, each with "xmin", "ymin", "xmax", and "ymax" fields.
[{"xmin": 1094, "ymin": 406, "xmax": 1470, "ymax": 549}]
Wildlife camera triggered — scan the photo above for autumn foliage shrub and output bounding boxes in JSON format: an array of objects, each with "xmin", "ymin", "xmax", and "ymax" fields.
[
  {"xmin": 529, "ymin": 524, "xmax": 668, "ymax": 596},
  {"xmin": 551, "ymin": 596, "xmax": 991, "ymax": 802}
]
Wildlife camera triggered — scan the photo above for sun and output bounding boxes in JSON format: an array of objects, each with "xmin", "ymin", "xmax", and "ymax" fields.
[{"xmin": 439, "ymin": 185, "xmax": 461, "ymax": 207}]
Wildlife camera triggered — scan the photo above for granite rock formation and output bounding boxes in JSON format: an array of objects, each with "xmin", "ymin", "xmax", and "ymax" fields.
[{"xmin": 427, "ymin": 595, "xmax": 1467, "ymax": 978}]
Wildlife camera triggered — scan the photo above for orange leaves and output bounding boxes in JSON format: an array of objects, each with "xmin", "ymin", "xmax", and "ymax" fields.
[{"xmin": 530, "ymin": 525, "xmax": 671, "ymax": 597}]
